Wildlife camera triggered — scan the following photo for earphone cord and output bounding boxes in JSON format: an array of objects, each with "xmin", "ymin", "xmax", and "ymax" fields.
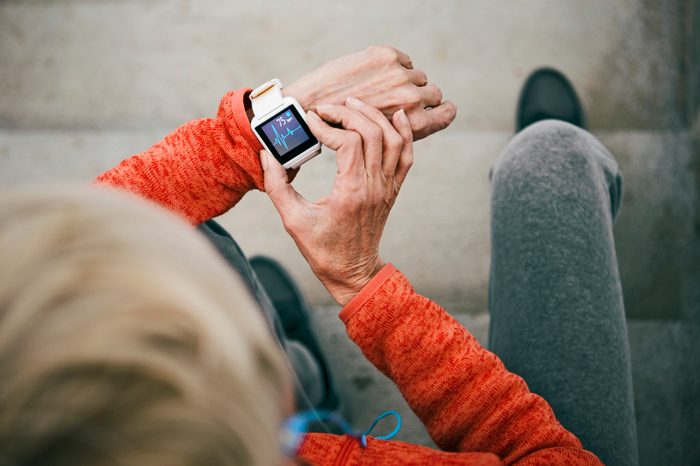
[{"xmin": 356, "ymin": 410, "xmax": 403, "ymax": 448}]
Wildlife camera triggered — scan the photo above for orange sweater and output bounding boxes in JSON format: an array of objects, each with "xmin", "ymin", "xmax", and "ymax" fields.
[{"xmin": 96, "ymin": 90, "xmax": 603, "ymax": 466}]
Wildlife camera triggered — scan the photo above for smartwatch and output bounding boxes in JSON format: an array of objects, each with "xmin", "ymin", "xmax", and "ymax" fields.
[{"xmin": 250, "ymin": 79, "xmax": 322, "ymax": 169}]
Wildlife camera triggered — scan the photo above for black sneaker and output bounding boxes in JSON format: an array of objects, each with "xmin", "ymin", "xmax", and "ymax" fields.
[
  {"xmin": 249, "ymin": 256, "xmax": 340, "ymax": 411},
  {"xmin": 516, "ymin": 68, "xmax": 585, "ymax": 132}
]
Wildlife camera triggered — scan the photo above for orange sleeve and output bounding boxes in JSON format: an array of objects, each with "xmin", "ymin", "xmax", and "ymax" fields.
[
  {"xmin": 94, "ymin": 89, "xmax": 263, "ymax": 225},
  {"xmin": 340, "ymin": 264, "xmax": 603, "ymax": 466}
]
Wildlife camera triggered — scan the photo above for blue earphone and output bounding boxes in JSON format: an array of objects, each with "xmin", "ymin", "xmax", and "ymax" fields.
[{"xmin": 280, "ymin": 409, "xmax": 403, "ymax": 457}]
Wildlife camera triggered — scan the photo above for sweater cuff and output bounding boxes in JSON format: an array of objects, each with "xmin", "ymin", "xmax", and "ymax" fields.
[
  {"xmin": 217, "ymin": 88, "xmax": 266, "ymax": 192},
  {"xmin": 222, "ymin": 88, "xmax": 263, "ymax": 154},
  {"xmin": 339, "ymin": 263, "xmax": 397, "ymax": 323}
]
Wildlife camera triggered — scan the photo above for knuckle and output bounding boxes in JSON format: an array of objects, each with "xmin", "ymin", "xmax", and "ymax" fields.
[
  {"xmin": 447, "ymin": 101, "xmax": 458, "ymax": 120},
  {"xmin": 370, "ymin": 45, "xmax": 398, "ymax": 62},
  {"xmin": 432, "ymin": 85, "xmax": 443, "ymax": 103},
  {"xmin": 386, "ymin": 133, "xmax": 403, "ymax": 150},
  {"xmin": 406, "ymin": 88, "xmax": 422, "ymax": 106},
  {"xmin": 346, "ymin": 132, "xmax": 363, "ymax": 149},
  {"xmin": 382, "ymin": 45, "xmax": 399, "ymax": 59},
  {"xmin": 393, "ymin": 67, "xmax": 411, "ymax": 85},
  {"xmin": 398, "ymin": 151, "xmax": 414, "ymax": 171},
  {"xmin": 367, "ymin": 125, "xmax": 382, "ymax": 142},
  {"xmin": 409, "ymin": 112, "xmax": 426, "ymax": 132}
]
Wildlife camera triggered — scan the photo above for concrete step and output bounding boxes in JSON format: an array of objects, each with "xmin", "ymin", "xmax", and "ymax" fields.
[
  {"xmin": 628, "ymin": 319, "xmax": 700, "ymax": 466},
  {"xmin": 0, "ymin": 128, "xmax": 695, "ymax": 321},
  {"xmin": 0, "ymin": 0, "xmax": 689, "ymax": 131}
]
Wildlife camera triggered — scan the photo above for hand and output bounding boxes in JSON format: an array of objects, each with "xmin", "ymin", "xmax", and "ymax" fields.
[
  {"xmin": 261, "ymin": 97, "xmax": 413, "ymax": 306},
  {"xmin": 285, "ymin": 45, "xmax": 456, "ymax": 140}
]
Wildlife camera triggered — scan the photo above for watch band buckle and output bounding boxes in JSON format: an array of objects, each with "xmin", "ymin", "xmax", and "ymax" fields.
[{"xmin": 251, "ymin": 79, "xmax": 285, "ymax": 118}]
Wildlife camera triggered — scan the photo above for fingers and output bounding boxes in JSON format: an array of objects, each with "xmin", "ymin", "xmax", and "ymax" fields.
[
  {"xmin": 421, "ymin": 84, "xmax": 443, "ymax": 108},
  {"xmin": 306, "ymin": 111, "xmax": 364, "ymax": 177},
  {"xmin": 392, "ymin": 47, "xmax": 413, "ymax": 69},
  {"xmin": 391, "ymin": 110, "xmax": 414, "ymax": 188},
  {"xmin": 411, "ymin": 100, "xmax": 458, "ymax": 141},
  {"xmin": 346, "ymin": 97, "xmax": 405, "ymax": 181},
  {"xmin": 368, "ymin": 44, "xmax": 413, "ymax": 69},
  {"xmin": 424, "ymin": 100, "xmax": 458, "ymax": 134},
  {"xmin": 260, "ymin": 150, "xmax": 308, "ymax": 226},
  {"xmin": 315, "ymin": 104, "xmax": 384, "ymax": 174},
  {"xmin": 408, "ymin": 69, "xmax": 428, "ymax": 86},
  {"xmin": 306, "ymin": 110, "xmax": 349, "ymax": 151}
]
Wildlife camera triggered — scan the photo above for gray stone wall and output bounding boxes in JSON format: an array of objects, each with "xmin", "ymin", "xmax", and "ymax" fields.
[{"xmin": 688, "ymin": 0, "xmax": 700, "ymax": 130}]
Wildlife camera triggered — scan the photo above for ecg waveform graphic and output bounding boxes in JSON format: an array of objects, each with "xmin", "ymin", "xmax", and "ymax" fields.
[
  {"xmin": 271, "ymin": 124, "xmax": 304, "ymax": 151},
  {"xmin": 262, "ymin": 109, "xmax": 309, "ymax": 155}
]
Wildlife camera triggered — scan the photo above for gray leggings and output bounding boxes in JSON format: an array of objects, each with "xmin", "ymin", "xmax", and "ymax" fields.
[{"xmin": 488, "ymin": 120, "xmax": 638, "ymax": 466}]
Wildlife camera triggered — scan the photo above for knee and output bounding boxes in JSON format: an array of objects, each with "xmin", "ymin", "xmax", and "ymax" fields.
[
  {"xmin": 496, "ymin": 120, "xmax": 597, "ymax": 175},
  {"xmin": 493, "ymin": 120, "xmax": 618, "ymax": 185},
  {"xmin": 516, "ymin": 119, "xmax": 591, "ymax": 152},
  {"xmin": 491, "ymin": 119, "xmax": 622, "ymax": 218}
]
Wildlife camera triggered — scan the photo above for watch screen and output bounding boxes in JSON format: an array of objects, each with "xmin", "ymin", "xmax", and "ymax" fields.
[{"xmin": 255, "ymin": 105, "xmax": 319, "ymax": 164}]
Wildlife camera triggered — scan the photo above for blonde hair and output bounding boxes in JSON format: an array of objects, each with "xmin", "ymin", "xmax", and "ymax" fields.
[{"xmin": 0, "ymin": 185, "xmax": 291, "ymax": 466}]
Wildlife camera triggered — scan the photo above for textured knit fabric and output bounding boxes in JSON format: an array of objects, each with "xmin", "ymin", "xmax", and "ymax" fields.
[
  {"xmin": 316, "ymin": 263, "xmax": 602, "ymax": 465},
  {"xmin": 488, "ymin": 120, "xmax": 638, "ymax": 466},
  {"xmin": 95, "ymin": 91, "xmax": 603, "ymax": 465},
  {"xmin": 96, "ymin": 88, "xmax": 265, "ymax": 225}
]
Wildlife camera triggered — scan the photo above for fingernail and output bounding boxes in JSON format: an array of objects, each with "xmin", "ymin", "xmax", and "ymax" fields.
[
  {"xmin": 397, "ymin": 108, "xmax": 409, "ymax": 125},
  {"xmin": 316, "ymin": 103, "xmax": 333, "ymax": 113},
  {"xmin": 346, "ymin": 96, "xmax": 363, "ymax": 108},
  {"xmin": 260, "ymin": 150, "xmax": 268, "ymax": 171},
  {"xmin": 307, "ymin": 110, "xmax": 321, "ymax": 120}
]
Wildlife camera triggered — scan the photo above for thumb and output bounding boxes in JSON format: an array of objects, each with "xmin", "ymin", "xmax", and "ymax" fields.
[{"xmin": 260, "ymin": 150, "xmax": 307, "ymax": 219}]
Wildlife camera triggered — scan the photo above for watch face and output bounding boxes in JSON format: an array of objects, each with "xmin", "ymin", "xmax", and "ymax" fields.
[{"xmin": 255, "ymin": 105, "xmax": 319, "ymax": 164}]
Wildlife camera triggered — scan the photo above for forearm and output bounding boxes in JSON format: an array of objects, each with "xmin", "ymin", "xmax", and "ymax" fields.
[
  {"xmin": 341, "ymin": 264, "xmax": 601, "ymax": 465},
  {"xmin": 95, "ymin": 89, "xmax": 264, "ymax": 225}
]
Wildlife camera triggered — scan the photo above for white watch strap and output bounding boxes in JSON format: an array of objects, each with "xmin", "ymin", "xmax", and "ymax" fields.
[{"xmin": 250, "ymin": 79, "xmax": 284, "ymax": 118}]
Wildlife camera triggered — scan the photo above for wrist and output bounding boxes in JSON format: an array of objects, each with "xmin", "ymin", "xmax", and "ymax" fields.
[
  {"xmin": 325, "ymin": 258, "xmax": 386, "ymax": 307},
  {"xmin": 283, "ymin": 78, "xmax": 317, "ymax": 111}
]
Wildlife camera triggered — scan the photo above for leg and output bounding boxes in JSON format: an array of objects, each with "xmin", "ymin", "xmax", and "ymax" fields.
[
  {"xmin": 196, "ymin": 220, "xmax": 325, "ymax": 411},
  {"xmin": 488, "ymin": 120, "xmax": 638, "ymax": 466}
]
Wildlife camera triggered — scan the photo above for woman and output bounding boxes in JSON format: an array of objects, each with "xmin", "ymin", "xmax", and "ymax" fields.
[{"xmin": 0, "ymin": 47, "xmax": 611, "ymax": 465}]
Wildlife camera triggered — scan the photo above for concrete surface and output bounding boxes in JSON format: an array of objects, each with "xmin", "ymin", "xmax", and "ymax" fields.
[
  {"xmin": 628, "ymin": 320, "xmax": 700, "ymax": 466},
  {"xmin": 0, "ymin": 0, "xmax": 691, "ymax": 132},
  {"xmin": 0, "ymin": 1, "xmax": 698, "ymax": 465}
]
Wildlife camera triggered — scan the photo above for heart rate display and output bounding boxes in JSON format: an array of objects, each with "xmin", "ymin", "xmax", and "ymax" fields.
[
  {"xmin": 261, "ymin": 109, "xmax": 310, "ymax": 157},
  {"xmin": 254, "ymin": 104, "xmax": 319, "ymax": 166}
]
